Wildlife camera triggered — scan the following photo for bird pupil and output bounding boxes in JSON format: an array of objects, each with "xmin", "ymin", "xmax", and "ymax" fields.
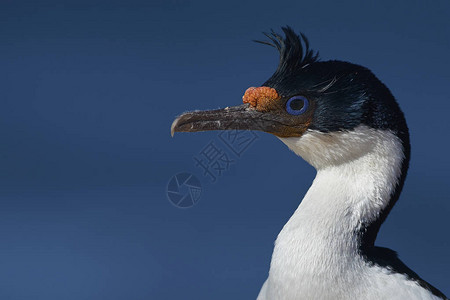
[{"xmin": 290, "ymin": 99, "xmax": 304, "ymax": 111}]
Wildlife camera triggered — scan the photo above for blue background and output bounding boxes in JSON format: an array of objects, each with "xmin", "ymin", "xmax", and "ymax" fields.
[{"xmin": 1, "ymin": 0, "xmax": 449, "ymax": 299}]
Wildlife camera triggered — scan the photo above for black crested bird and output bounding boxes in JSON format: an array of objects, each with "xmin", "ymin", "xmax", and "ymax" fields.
[{"xmin": 171, "ymin": 27, "xmax": 448, "ymax": 300}]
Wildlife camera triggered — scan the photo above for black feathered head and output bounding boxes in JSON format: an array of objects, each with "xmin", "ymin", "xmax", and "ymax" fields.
[{"xmin": 172, "ymin": 26, "xmax": 409, "ymax": 144}]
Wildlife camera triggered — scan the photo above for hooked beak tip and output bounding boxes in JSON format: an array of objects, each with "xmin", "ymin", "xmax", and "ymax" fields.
[{"xmin": 170, "ymin": 116, "xmax": 181, "ymax": 137}]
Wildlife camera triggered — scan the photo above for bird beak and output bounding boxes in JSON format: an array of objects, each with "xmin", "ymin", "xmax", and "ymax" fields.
[{"xmin": 171, "ymin": 103, "xmax": 306, "ymax": 137}]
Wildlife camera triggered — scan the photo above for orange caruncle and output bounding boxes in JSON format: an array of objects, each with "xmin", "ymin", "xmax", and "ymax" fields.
[{"xmin": 242, "ymin": 86, "xmax": 281, "ymax": 112}]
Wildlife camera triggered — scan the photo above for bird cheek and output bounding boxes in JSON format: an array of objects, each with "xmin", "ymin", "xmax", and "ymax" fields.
[
  {"xmin": 272, "ymin": 124, "xmax": 309, "ymax": 138},
  {"xmin": 273, "ymin": 113, "xmax": 314, "ymax": 138}
]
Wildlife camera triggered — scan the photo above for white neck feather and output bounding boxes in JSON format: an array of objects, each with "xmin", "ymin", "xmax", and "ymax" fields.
[
  {"xmin": 281, "ymin": 125, "xmax": 405, "ymax": 224},
  {"xmin": 258, "ymin": 125, "xmax": 413, "ymax": 300}
]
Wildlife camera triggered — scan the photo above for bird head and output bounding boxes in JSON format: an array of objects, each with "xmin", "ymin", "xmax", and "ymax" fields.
[{"xmin": 171, "ymin": 27, "xmax": 409, "ymax": 169}]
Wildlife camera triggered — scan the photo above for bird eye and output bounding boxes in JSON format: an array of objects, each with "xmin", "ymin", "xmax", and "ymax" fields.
[{"xmin": 286, "ymin": 96, "xmax": 308, "ymax": 115}]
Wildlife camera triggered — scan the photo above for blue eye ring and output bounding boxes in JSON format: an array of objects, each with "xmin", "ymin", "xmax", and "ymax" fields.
[{"xmin": 286, "ymin": 96, "xmax": 309, "ymax": 115}]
